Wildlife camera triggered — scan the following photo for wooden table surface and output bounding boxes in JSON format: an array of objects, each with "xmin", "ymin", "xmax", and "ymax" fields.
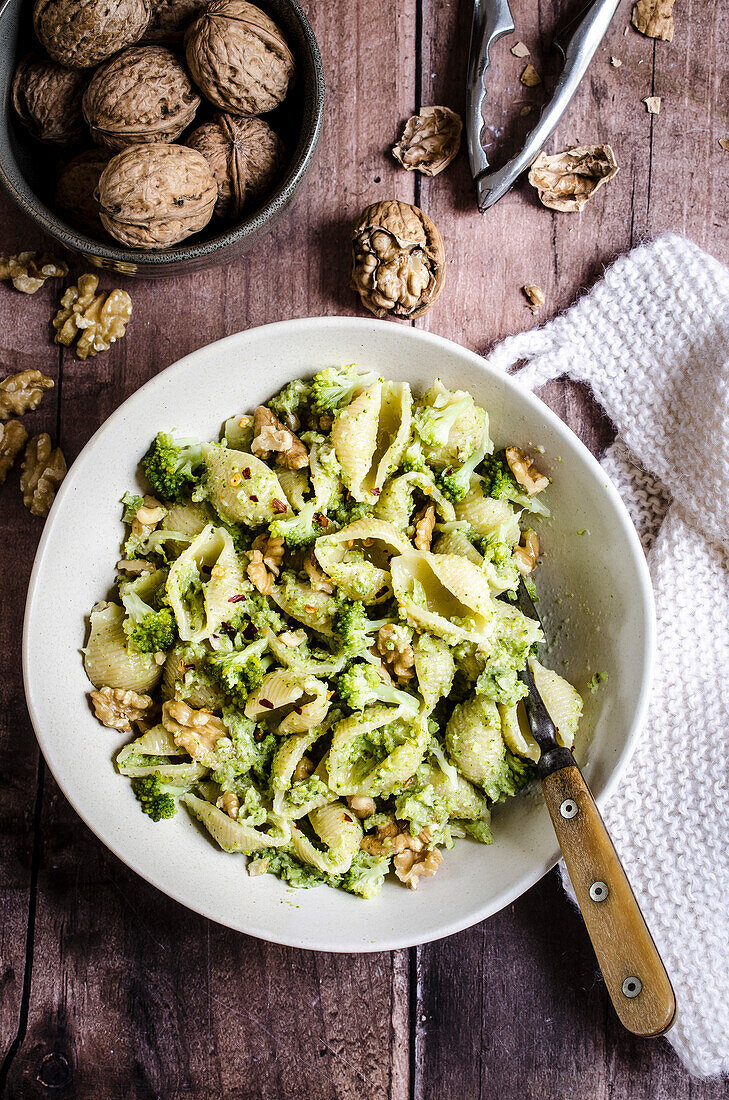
[{"xmin": 2, "ymin": 0, "xmax": 729, "ymax": 1097}]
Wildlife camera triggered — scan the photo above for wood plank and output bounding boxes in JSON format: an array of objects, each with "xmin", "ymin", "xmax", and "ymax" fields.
[{"xmin": 0, "ymin": 0, "xmax": 417, "ymax": 1096}]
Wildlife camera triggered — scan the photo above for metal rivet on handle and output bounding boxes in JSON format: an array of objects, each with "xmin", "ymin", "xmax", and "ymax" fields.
[
  {"xmin": 622, "ymin": 976, "xmax": 642, "ymax": 999},
  {"xmin": 589, "ymin": 880, "xmax": 609, "ymax": 902},
  {"xmin": 559, "ymin": 799, "xmax": 578, "ymax": 819}
]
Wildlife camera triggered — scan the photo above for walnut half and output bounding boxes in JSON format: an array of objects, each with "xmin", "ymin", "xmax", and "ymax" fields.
[
  {"xmin": 20, "ymin": 433, "xmax": 66, "ymax": 517},
  {"xmin": 53, "ymin": 274, "xmax": 132, "ymax": 360},
  {"xmin": 351, "ymin": 201, "xmax": 445, "ymax": 319},
  {"xmin": 505, "ymin": 446, "xmax": 549, "ymax": 495},
  {"xmin": 0, "ymin": 370, "xmax": 54, "ymax": 421},
  {"xmin": 0, "ymin": 420, "xmax": 28, "ymax": 484},
  {"xmin": 90, "ymin": 686, "xmax": 155, "ymax": 732},
  {"xmin": 162, "ymin": 699, "xmax": 228, "ymax": 766},
  {"xmin": 251, "ymin": 405, "xmax": 309, "ymax": 469},
  {"xmin": 394, "ymin": 847, "xmax": 442, "ymax": 890}
]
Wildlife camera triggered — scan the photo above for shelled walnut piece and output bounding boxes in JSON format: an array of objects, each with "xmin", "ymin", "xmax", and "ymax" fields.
[
  {"xmin": 83, "ymin": 46, "xmax": 201, "ymax": 151},
  {"xmin": 251, "ymin": 533, "xmax": 285, "ymax": 576},
  {"xmin": 33, "ymin": 0, "xmax": 152, "ymax": 69},
  {"xmin": 89, "ymin": 685, "xmax": 155, "ymax": 732},
  {"xmin": 528, "ymin": 144, "xmax": 619, "ymax": 213},
  {"xmin": 96, "ymin": 144, "xmax": 218, "ymax": 249},
  {"xmin": 376, "ymin": 624, "xmax": 414, "ymax": 680},
  {"xmin": 514, "ymin": 529, "xmax": 540, "ymax": 574},
  {"xmin": 0, "ymin": 370, "xmax": 54, "ymax": 420},
  {"xmin": 185, "ymin": 0, "xmax": 296, "ymax": 116},
  {"xmin": 631, "ymin": 0, "xmax": 674, "ymax": 41},
  {"xmin": 53, "ymin": 274, "xmax": 132, "ymax": 360},
  {"xmin": 11, "ymin": 58, "xmax": 88, "ymax": 145},
  {"xmin": 360, "ymin": 818, "xmax": 441, "ymax": 889},
  {"xmin": 217, "ymin": 790, "xmax": 240, "ymax": 819},
  {"xmin": 0, "ymin": 252, "xmax": 68, "ymax": 294},
  {"xmin": 522, "ymin": 284, "xmax": 546, "ymax": 314},
  {"xmin": 392, "ymin": 106, "xmax": 462, "ymax": 177},
  {"xmin": 351, "ymin": 200, "xmax": 445, "ymax": 319},
  {"xmin": 162, "ymin": 699, "xmax": 228, "ymax": 765},
  {"xmin": 132, "ymin": 496, "xmax": 166, "ymax": 541},
  {"xmin": 506, "ymin": 446, "xmax": 549, "ymax": 495},
  {"xmin": 0, "ymin": 421, "xmax": 28, "ymax": 484},
  {"xmin": 251, "ymin": 405, "xmax": 309, "ymax": 469},
  {"xmin": 413, "ymin": 502, "xmax": 436, "ymax": 550},
  {"xmin": 20, "ymin": 433, "xmax": 66, "ymax": 517}
]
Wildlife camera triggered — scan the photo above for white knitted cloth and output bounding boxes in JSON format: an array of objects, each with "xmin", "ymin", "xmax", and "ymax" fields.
[{"xmin": 483, "ymin": 234, "xmax": 729, "ymax": 1078}]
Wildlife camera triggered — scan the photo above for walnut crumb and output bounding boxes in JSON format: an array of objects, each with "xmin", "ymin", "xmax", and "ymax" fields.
[
  {"xmin": 719, "ymin": 139, "xmax": 729, "ymax": 152},
  {"xmin": 247, "ymin": 533, "xmax": 285, "ymax": 595},
  {"xmin": 520, "ymin": 63, "xmax": 541, "ymax": 87},
  {"xmin": 514, "ymin": 529, "xmax": 540, "ymax": 574},
  {"xmin": 293, "ymin": 755, "xmax": 315, "ymax": 782},
  {"xmin": 0, "ymin": 420, "xmax": 28, "ymax": 484},
  {"xmin": 248, "ymin": 857, "xmax": 270, "ymax": 877},
  {"xmin": 216, "ymin": 790, "xmax": 240, "ymax": 819},
  {"xmin": 251, "ymin": 405, "xmax": 309, "ymax": 470},
  {"xmin": 116, "ymin": 557, "xmax": 155, "ymax": 575},
  {"xmin": 413, "ymin": 502, "xmax": 436, "ymax": 551},
  {"xmin": 0, "ymin": 252, "xmax": 68, "ymax": 294},
  {"xmin": 53, "ymin": 273, "xmax": 132, "ymax": 360},
  {"xmin": 511, "ymin": 41, "xmax": 530, "ymax": 58},
  {"xmin": 303, "ymin": 551, "xmax": 335, "ymax": 593},
  {"xmin": 505, "ymin": 446, "xmax": 549, "ymax": 496},
  {"xmin": 376, "ymin": 623, "xmax": 415, "ymax": 680},
  {"xmin": 20, "ymin": 433, "xmax": 66, "ymax": 517},
  {"xmin": 610, "ymin": 56, "xmax": 623, "ymax": 67},
  {"xmin": 522, "ymin": 284, "xmax": 546, "ymax": 314},
  {"xmin": 162, "ymin": 699, "xmax": 228, "ymax": 766},
  {"xmin": 347, "ymin": 795, "xmax": 377, "ymax": 819},
  {"xmin": 89, "ymin": 686, "xmax": 154, "ymax": 733},
  {"xmin": 360, "ymin": 817, "xmax": 431, "ymax": 858},
  {"xmin": 643, "ymin": 96, "xmax": 661, "ymax": 114},
  {"xmin": 0, "ymin": 369, "xmax": 54, "ymax": 420}
]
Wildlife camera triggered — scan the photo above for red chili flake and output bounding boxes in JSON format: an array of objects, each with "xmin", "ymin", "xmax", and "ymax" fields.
[
  {"xmin": 292, "ymin": 705, "xmax": 303, "ymax": 715},
  {"xmin": 228, "ymin": 594, "xmax": 247, "ymax": 604},
  {"xmin": 376, "ymin": 586, "xmax": 388, "ymax": 597},
  {"xmin": 242, "ymin": 468, "xmax": 252, "ymax": 480},
  {"xmin": 254, "ymin": 729, "xmax": 266, "ymax": 742},
  {"xmin": 272, "ymin": 498, "xmax": 287, "ymax": 513},
  {"xmin": 250, "ymin": 494, "xmax": 259, "ymax": 503},
  {"xmin": 243, "ymin": 623, "xmax": 256, "ymax": 640},
  {"xmin": 444, "ymin": 466, "xmax": 454, "ymax": 477},
  {"xmin": 371, "ymin": 488, "xmax": 381, "ymax": 497},
  {"xmin": 259, "ymin": 699, "xmax": 274, "ymax": 709},
  {"xmin": 316, "ymin": 513, "xmax": 329, "ymax": 527},
  {"xmin": 343, "ymin": 814, "xmax": 353, "ymax": 823}
]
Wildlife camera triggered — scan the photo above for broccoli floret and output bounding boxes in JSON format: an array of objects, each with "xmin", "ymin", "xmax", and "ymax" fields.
[
  {"xmin": 268, "ymin": 378, "xmax": 312, "ymax": 417},
  {"xmin": 268, "ymin": 500, "xmax": 321, "ymax": 548},
  {"xmin": 141, "ymin": 433, "xmax": 204, "ymax": 503},
  {"xmin": 400, "ymin": 438, "xmax": 431, "ymax": 474},
  {"xmin": 327, "ymin": 498, "xmax": 375, "ymax": 530},
  {"xmin": 436, "ymin": 433, "xmax": 491, "ymax": 504},
  {"xmin": 206, "ymin": 638, "xmax": 271, "ymax": 707},
  {"xmin": 340, "ymin": 850, "xmax": 390, "ymax": 899},
  {"xmin": 229, "ymin": 589, "xmax": 287, "ymax": 636},
  {"xmin": 394, "ymin": 783, "xmax": 451, "ymax": 846},
  {"xmin": 479, "ymin": 450, "xmax": 549, "ymax": 515},
  {"xmin": 336, "ymin": 662, "xmax": 419, "ymax": 713},
  {"xmin": 128, "ymin": 607, "xmax": 178, "ymax": 653},
  {"xmin": 214, "ymin": 708, "xmax": 277, "ymax": 789},
  {"xmin": 310, "ymin": 365, "xmax": 380, "ymax": 412},
  {"xmin": 122, "ymin": 491, "xmax": 144, "ymax": 523},
  {"xmin": 414, "ymin": 389, "xmax": 474, "ymax": 448},
  {"xmin": 332, "ymin": 600, "xmax": 393, "ymax": 657},
  {"xmin": 254, "ymin": 846, "xmax": 336, "ymax": 888},
  {"xmin": 131, "ymin": 772, "xmax": 179, "ymax": 821}
]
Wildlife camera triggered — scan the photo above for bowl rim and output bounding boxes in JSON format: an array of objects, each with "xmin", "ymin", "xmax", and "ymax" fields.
[
  {"xmin": 22, "ymin": 317, "xmax": 656, "ymax": 950},
  {"xmin": 0, "ymin": 0, "xmax": 325, "ymax": 267}
]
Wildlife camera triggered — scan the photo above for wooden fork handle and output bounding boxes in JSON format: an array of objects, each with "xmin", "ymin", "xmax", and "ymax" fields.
[{"xmin": 541, "ymin": 764, "xmax": 677, "ymax": 1037}]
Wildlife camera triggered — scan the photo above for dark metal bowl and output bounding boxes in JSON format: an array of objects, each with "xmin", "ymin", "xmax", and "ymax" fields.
[{"xmin": 0, "ymin": 0, "xmax": 324, "ymax": 277}]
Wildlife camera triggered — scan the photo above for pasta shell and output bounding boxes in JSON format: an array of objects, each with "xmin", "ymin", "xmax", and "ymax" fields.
[
  {"xmin": 414, "ymin": 635, "xmax": 455, "ymax": 713},
  {"xmin": 166, "ymin": 525, "xmax": 246, "ymax": 643},
  {"xmin": 431, "ymin": 528, "xmax": 482, "ymax": 564},
  {"xmin": 270, "ymin": 576, "xmax": 337, "ymax": 634},
  {"xmin": 445, "ymin": 695, "xmax": 505, "ymax": 789},
  {"xmin": 454, "ymin": 486, "xmax": 517, "ymax": 540},
  {"xmin": 390, "ymin": 551, "xmax": 495, "ymax": 644},
  {"xmin": 499, "ymin": 701, "xmax": 540, "ymax": 763},
  {"xmin": 272, "ymin": 731, "xmax": 334, "ymax": 818},
  {"xmin": 202, "ymin": 442, "xmax": 287, "ymax": 526},
  {"xmin": 245, "ymin": 670, "xmax": 330, "ymax": 734},
  {"xmin": 84, "ymin": 602, "xmax": 163, "ymax": 693},
  {"xmin": 529, "ymin": 658, "xmax": 582, "ymax": 748},
  {"xmin": 290, "ymin": 801, "xmax": 362, "ymax": 874},
  {"xmin": 183, "ymin": 792, "xmax": 291, "ymax": 854},
  {"xmin": 161, "ymin": 643, "xmax": 225, "ymax": 711},
  {"xmin": 161, "ymin": 501, "xmax": 210, "ymax": 540},
  {"xmin": 367, "ymin": 381, "xmax": 412, "ymax": 495},
  {"xmin": 276, "ymin": 467, "xmax": 311, "ymax": 512},
  {"xmin": 331, "ymin": 384, "xmax": 381, "ymax": 501},
  {"xmin": 327, "ymin": 707, "xmax": 429, "ymax": 797},
  {"xmin": 418, "ymin": 760, "xmax": 490, "ymax": 821}
]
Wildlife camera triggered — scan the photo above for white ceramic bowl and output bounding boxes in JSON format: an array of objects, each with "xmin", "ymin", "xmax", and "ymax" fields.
[{"xmin": 23, "ymin": 318, "xmax": 654, "ymax": 952}]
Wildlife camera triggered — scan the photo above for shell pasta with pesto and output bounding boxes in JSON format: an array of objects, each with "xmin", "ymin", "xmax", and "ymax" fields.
[{"xmin": 83, "ymin": 366, "xmax": 582, "ymax": 898}]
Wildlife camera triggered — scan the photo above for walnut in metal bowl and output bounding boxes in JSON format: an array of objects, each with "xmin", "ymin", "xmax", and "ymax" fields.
[
  {"xmin": 33, "ymin": 0, "xmax": 151, "ymax": 69},
  {"xmin": 142, "ymin": 0, "xmax": 207, "ymax": 43},
  {"xmin": 55, "ymin": 148, "xmax": 111, "ymax": 235},
  {"xmin": 95, "ymin": 144, "xmax": 218, "ymax": 249},
  {"xmin": 185, "ymin": 0, "xmax": 296, "ymax": 115},
  {"xmin": 186, "ymin": 114, "xmax": 284, "ymax": 220},
  {"xmin": 82, "ymin": 46, "xmax": 201, "ymax": 152},
  {"xmin": 11, "ymin": 57, "xmax": 88, "ymax": 145}
]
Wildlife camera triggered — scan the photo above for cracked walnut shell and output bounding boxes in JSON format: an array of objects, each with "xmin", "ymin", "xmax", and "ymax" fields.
[
  {"xmin": 632, "ymin": 0, "xmax": 674, "ymax": 40},
  {"xmin": 0, "ymin": 421, "xmax": 28, "ymax": 484},
  {"xmin": 55, "ymin": 149, "xmax": 111, "ymax": 235},
  {"xmin": 21, "ymin": 433, "xmax": 66, "ymax": 517},
  {"xmin": 83, "ymin": 47, "xmax": 201, "ymax": 151},
  {"xmin": 0, "ymin": 370, "xmax": 54, "ymax": 420},
  {"xmin": 351, "ymin": 201, "xmax": 445, "ymax": 319},
  {"xmin": 12, "ymin": 57, "xmax": 88, "ymax": 145},
  {"xmin": 33, "ymin": 0, "xmax": 151, "ymax": 70},
  {"xmin": 96, "ymin": 144, "xmax": 218, "ymax": 249},
  {"xmin": 185, "ymin": 0, "xmax": 296, "ymax": 116},
  {"xmin": 53, "ymin": 273, "xmax": 132, "ymax": 359},
  {"xmin": 0, "ymin": 252, "xmax": 68, "ymax": 294},
  {"xmin": 143, "ymin": 0, "xmax": 207, "ymax": 42},
  {"xmin": 187, "ymin": 114, "xmax": 284, "ymax": 220},
  {"xmin": 528, "ymin": 145, "xmax": 619, "ymax": 213},
  {"xmin": 392, "ymin": 106, "xmax": 462, "ymax": 177}
]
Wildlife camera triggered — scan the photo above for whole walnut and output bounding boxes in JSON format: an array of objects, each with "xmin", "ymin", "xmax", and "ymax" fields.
[
  {"xmin": 96, "ymin": 144, "xmax": 218, "ymax": 249},
  {"xmin": 143, "ymin": 0, "xmax": 207, "ymax": 42},
  {"xmin": 11, "ymin": 57, "xmax": 88, "ymax": 145},
  {"xmin": 83, "ymin": 47, "xmax": 200, "ymax": 152},
  {"xmin": 55, "ymin": 148, "xmax": 111, "ymax": 235},
  {"xmin": 351, "ymin": 201, "xmax": 446, "ymax": 319},
  {"xmin": 33, "ymin": 0, "xmax": 151, "ymax": 70},
  {"xmin": 186, "ymin": 114, "xmax": 283, "ymax": 219},
  {"xmin": 185, "ymin": 0, "xmax": 296, "ymax": 116}
]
